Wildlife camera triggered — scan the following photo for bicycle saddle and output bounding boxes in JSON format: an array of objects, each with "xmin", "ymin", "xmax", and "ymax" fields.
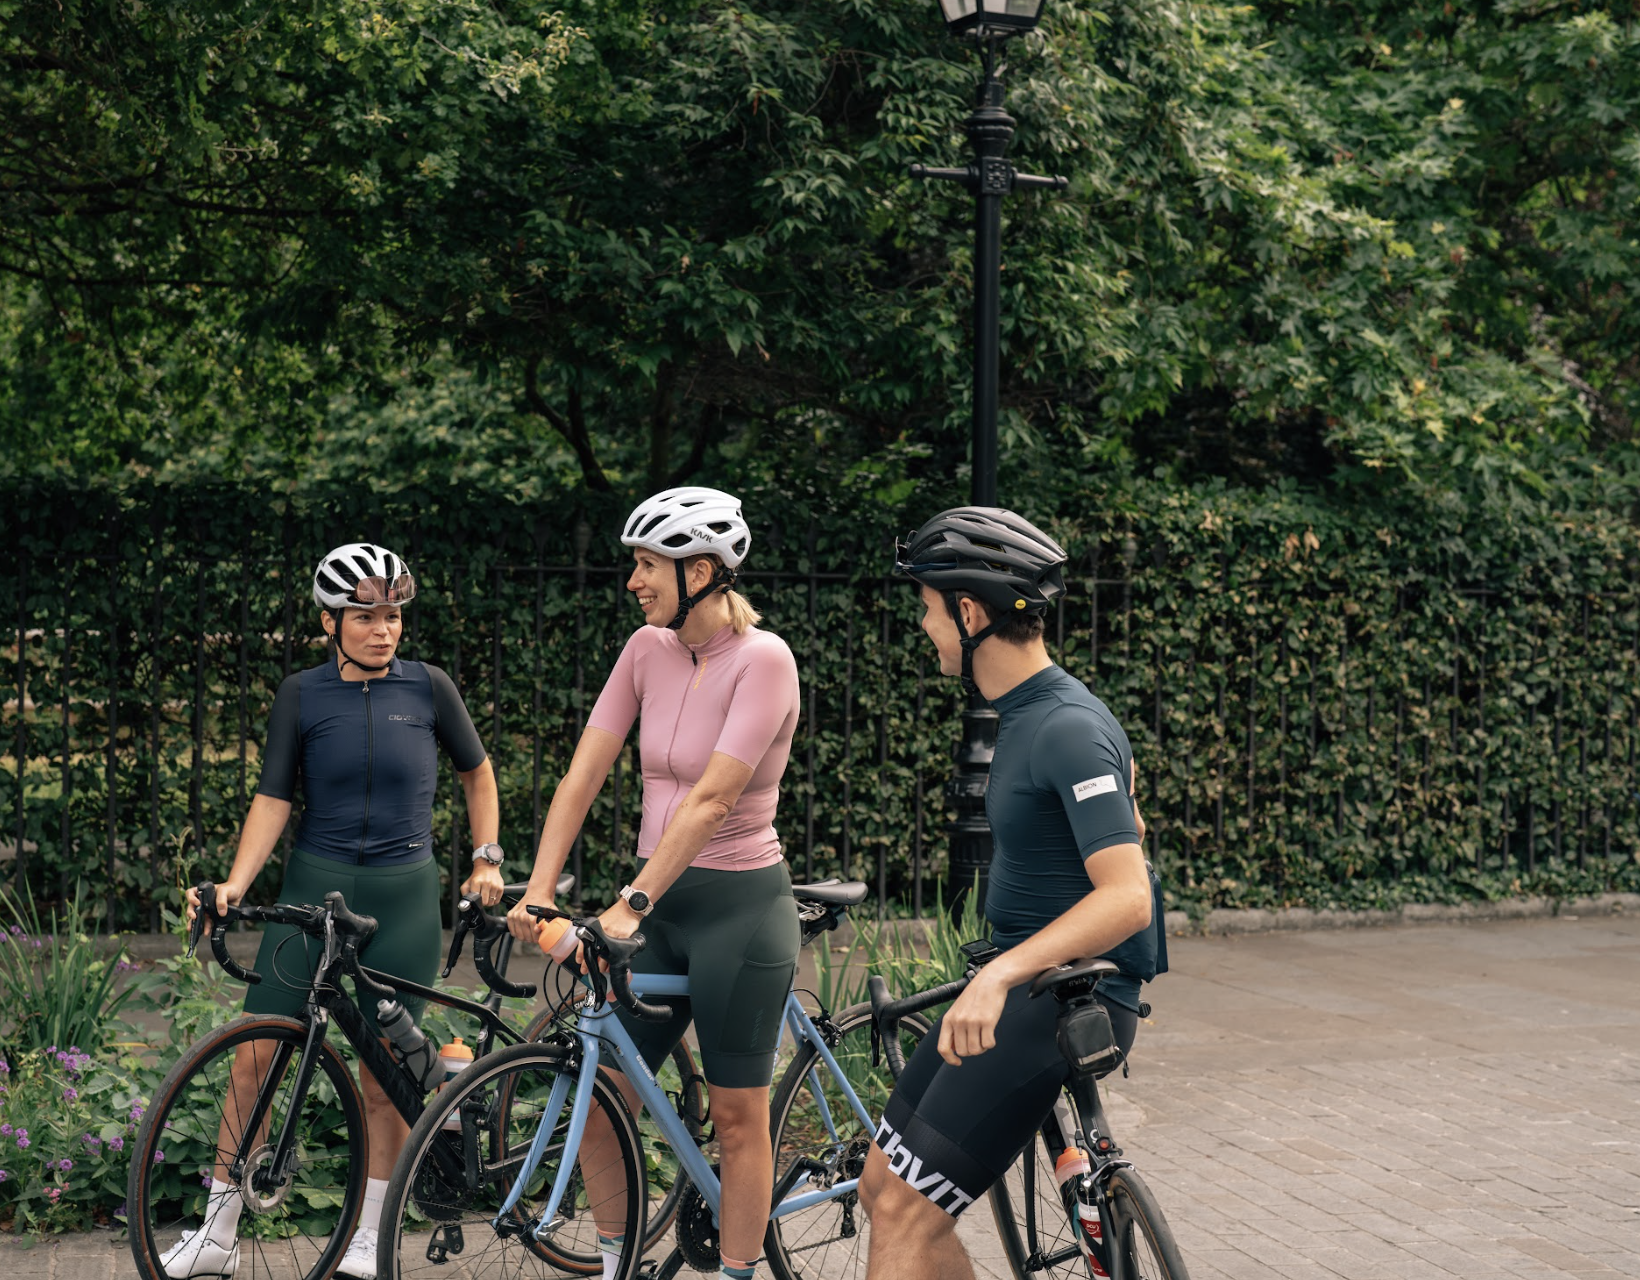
[
  {"xmin": 1029, "ymin": 956, "xmax": 1121, "ymax": 998},
  {"xmin": 792, "ymin": 879, "xmax": 868, "ymax": 907}
]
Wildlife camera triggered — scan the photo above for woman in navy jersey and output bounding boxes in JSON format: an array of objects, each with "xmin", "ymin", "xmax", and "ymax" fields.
[{"xmin": 172, "ymin": 544, "xmax": 502, "ymax": 1280}]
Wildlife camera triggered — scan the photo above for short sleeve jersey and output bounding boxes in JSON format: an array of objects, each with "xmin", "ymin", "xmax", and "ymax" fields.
[
  {"xmin": 586, "ymin": 623, "xmax": 800, "ymax": 870},
  {"xmin": 983, "ymin": 664, "xmax": 1161, "ymax": 1010},
  {"xmin": 255, "ymin": 658, "xmax": 487, "ymax": 865}
]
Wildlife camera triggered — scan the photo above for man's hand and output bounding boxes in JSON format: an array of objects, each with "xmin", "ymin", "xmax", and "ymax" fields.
[
  {"xmin": 460, "ymin": 862, "xmax": 506, "ymax": 909},
  {"xmin": 185, "ymin": 880, "xmax": 245, "ymax": 929},
  {"xmin": 936, "ymin": 965, "xmax": 1010, "ymax": 1065}
]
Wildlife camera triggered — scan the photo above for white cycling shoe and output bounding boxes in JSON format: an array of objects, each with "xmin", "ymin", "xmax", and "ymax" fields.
[
  {"xmin": 159, "ymin": 1230, "xmax": 240, "ymax": 1279},
  {"xmin": 336, "ymin": 1226, "xmax": 380, "ymax": 1280}
]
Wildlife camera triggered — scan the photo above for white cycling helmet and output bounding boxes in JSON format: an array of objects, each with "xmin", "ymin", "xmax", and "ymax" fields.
[
  {"xmin": 621, "ymin": 487, "xmax": 750, "ymax": 630},
  {"xmin": 621, "ymin": 486, "xmax": 751, "ymax": 568},
  {"xmin": 312, "ymin": 543, "xmax": 417, "ymax": 612}
]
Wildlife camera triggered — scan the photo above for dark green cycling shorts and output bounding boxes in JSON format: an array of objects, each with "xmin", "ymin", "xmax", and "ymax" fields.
[
  {"xmin": 620, "ymin": 860, "xmax": 800, "ymax": 1090},
  {"xmin": 241, "ymin": 847, "xmax": 442, "ymax": 1034}
]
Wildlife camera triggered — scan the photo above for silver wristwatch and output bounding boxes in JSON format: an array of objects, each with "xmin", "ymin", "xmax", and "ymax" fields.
[
  {"xmin": 471, "ymin": 842, "xmax": 505, "ymax": 867},
  {"xmin": 618, "ymin": 884, "xmax": 654, "ymax": 916}
]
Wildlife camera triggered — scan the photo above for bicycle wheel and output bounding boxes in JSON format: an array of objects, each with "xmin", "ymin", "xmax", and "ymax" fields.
[
  {"xmin": 763, "ymin": 1001, "xmax": 931, "ymax": 1280},
  {"xmin": 381, "ymin": 1039, "xmax": 645, "ymax": 1280},
  {"xmin": 988, "ymin": 1102, "xmax": 1085, "ymax": 1280},
  {"xmin": 989, "ymin": 1119, "xmax": 1191, "ymax": 1280},
  {"xmin": 1105, "ymin": 1168, "xmax": 1190, "ymax": 1280},
  {"xmin": 521, "ymin": 1000, "xmax": 706, "ymax": 1264},
  {"xmin": 128, "ymin": 1013, "xmax": 368, "ymax": 1280}
]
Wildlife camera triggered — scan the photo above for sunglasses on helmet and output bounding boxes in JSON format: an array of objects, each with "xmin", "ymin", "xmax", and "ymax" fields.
[{"xmin": 348, "ymin": 573, "xmax": 416, "ymax": 606}]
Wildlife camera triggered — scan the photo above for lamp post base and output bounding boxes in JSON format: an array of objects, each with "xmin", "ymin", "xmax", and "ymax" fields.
[{"xmin": 945, "ymin": 693, "xmax": 999, "ymax": 925}]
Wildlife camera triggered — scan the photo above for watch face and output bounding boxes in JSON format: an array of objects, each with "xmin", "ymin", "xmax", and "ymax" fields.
[{"xmin": 625, "ymin": 888, "xmax": 650, "ymax": 912}]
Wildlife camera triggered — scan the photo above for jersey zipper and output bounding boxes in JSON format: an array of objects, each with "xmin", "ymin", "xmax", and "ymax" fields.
[{"xmin": 357, "ymin": 680, "xmax": 374, "ymax": 863}]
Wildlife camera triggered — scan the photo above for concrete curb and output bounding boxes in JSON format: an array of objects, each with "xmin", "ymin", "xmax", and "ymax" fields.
[{"xmin": 1169, "ymin": 889, "xmax": 1640, "ymax": 936}]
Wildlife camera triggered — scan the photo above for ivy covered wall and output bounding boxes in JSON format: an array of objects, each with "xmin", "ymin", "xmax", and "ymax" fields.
[{"xmin": 6, "ymin": 470, "xmax": 1639, "ymax": 927}]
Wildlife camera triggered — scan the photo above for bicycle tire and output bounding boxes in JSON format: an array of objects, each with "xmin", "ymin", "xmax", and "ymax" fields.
[
  {"xmin": 128, "ymin": 1013, "xmax": 368, "ymax": 1280},
  {"xmin": 990, "ymin": 1121, "xmax": 1191, "ymax": 1280},
  {"xmin": 380, "ymin": 1039, "xmax": 646, "ymax": 1280},
  {"xmin": 763, "ymin": 1001, "xmax": 932, "ymax": 1280},
  {"xmin": 1104, "ymin": 1168, "xmax": 1190, "ymax": 1280},
  {"xmin": 520, "ymin": 999, "xmax": 706, "ymax": 1266}
]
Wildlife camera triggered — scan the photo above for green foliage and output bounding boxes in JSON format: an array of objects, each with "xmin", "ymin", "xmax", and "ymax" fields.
[
  {"xmin": 0, "ymin": 1045, "xmax": 147, "ymax": 1233},
  {"xmin": 0, "ymin": 883, "xmax": 139, "ymax": 1057},
  {"xmin": 7, "ymin": 1, "xmax": 1638, "ymax": 491},
  {"xmin": 6, "ymin": 460, "xmax": 1640, "ymax": 922},
  {"xmin": 813, "ymin": 877, "xmax": 989, "ymax": 1013}
]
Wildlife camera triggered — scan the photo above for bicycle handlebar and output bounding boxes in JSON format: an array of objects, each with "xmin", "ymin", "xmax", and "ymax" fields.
[
  {"xmin": 188, "ymin": 880, "xmax": 535, "ymax": 1003},
  {"xmin": 525, "ymin": 907, "xmax": 672, "ymax": 1023},
  {"xmin": 868, "ymin": 973, "xmax": 971, "ymax": 1077},
  {"xmin": 445, "ymin": 891, "xmax": 537, "ymax": 1000}
]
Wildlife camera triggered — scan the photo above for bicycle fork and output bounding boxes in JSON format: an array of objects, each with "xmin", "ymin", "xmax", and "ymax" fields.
[{"xmin": 1061, "ymin": 1077, "xmax": 1135, "ymax": 1280}]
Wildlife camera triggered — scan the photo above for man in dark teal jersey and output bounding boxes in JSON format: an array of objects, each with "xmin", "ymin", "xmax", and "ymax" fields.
[{"xmin": 860, "ymin": 507, "xmax": 1167, "ymax": 1280}]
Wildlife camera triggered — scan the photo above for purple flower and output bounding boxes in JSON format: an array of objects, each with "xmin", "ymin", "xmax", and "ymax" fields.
[
  {"xmin": 59, "ymin": 1159, "xmax": 73, "ymax": 1172},
  {"xmin": 153, "ymin": 1150, "xmax": 164, "ymax": 1163},
  {"xmin": 62, "ymin": 1087, "xmax": 78, "ymax": 1102},
  {"xmin": 45, "ymin": 1045, "xmax": 56, "ymax": 1056},
  {"xmin": 129, "ymin": 1104, "xmax": 144, "ymax": 1122},
  {"xmin": 0, "ymin": 1170, "xmax": 8, "ymax": 1182},
  {"xmin": 0, "ymin": 1125, "xmax": 12, "ymax": 1138},
  {"xmin": 200, "ymin": 1176, "xmax": 212, "ymax": 1187},
  {"xmin": 16, "ymin": 1137, "xmax": 29, "ymax": 1150},
  {"xmin": 109, "ymin": 1137, "xmax": 124, "ymax": 1152},
  {"xmin": 0, "ymin": 1059, "xmax": 9, "ymax": 1074}
]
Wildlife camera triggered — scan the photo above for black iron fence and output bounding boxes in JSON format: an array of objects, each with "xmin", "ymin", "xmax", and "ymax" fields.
[{"xmin": 6, "ymin": 533, "xmax": 1640, "ymax": 928}]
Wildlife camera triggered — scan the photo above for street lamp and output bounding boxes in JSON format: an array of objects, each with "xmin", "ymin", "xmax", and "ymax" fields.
[{"xmin": 915, "ymin": 0, "xmax": 1066, "ymax": 920}]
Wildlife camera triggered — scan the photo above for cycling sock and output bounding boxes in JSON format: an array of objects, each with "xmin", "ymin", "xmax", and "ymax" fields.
[
  {"xmin": 597, "ymin": 1232, "xmax": 625, "ymax": 1280},
  {"xmin": 357, "ymin": 1178, "xmax": 389, "ymax": 1235},
  {"xmin": 720, "ymin": 1257, "xmax": 757, "ymax": 1279},
  {"xmin": 201, "ymin": 1179, "xmax": 243, "ymax": 1247}
]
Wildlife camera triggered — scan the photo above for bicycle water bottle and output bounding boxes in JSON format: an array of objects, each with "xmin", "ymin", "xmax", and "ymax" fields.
[
  {"xmin": 1053, "ymin": 1148, "xmax": 1109, "ymax": 1279},
  {"xmin": 377, "ymin": 1000, "xmax": 442, "ymax": 1092},
  {"xmin": 437, "ymin": 1036, "xmax": 475, "ymax": 1132},
  {"xmin": 536, "ymin": 917, "xmax": 580, "ymax": 964}
]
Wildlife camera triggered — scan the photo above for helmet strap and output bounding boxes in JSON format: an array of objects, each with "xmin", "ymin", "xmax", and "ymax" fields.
[
  {"xmin": 942, "ymin": 591, "xmax": 1002, "ymax": 699},
  {"xmin": 666, "ymin": 560, "xmax": 740, "ymax": 632}
]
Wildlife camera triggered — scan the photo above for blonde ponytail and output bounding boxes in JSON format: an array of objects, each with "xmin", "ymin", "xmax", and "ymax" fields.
[{"xmin": 725, "ymin": 588, "xmax": 761, "ymax": 634}]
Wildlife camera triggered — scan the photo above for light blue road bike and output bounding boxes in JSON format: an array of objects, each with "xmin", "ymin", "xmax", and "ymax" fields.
[{"xmin": 378, "ymin": 881, "xmax": 931, "ymax": 1280}]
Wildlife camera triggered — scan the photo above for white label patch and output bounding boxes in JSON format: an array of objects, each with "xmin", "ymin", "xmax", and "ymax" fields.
[{"xmin": 1072, "ymin": 775, "xmax": 1119, "ymax": 802}]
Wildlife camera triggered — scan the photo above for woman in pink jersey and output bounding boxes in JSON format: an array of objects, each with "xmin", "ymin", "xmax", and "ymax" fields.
[{"xmin": 508, "ymin": 486, "xmax": 801, "ymax": 1280}]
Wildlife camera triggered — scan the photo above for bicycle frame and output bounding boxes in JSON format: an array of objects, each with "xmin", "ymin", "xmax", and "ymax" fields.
[
  {"xmin": 498, "ymin": 972, "xmax": 879, "ymax": 1238},
  {"xmin": 229, "ymin": 953, "xmax": 524, "ymax": 1200}
]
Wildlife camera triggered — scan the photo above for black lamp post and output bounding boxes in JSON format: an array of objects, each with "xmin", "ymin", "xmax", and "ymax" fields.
[{"xmin": 914, "ymin": 0, "xmax": 1066, "ymax": 921}]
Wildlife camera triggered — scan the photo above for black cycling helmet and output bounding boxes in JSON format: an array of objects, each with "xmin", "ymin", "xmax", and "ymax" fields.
[
  {"xmin": 894, "ymin": 507, "xmax": 1067, "ymax": 616},
  {"xmin": 895, "ymin": 507, "xmax": 1067, "ymax": 693}
]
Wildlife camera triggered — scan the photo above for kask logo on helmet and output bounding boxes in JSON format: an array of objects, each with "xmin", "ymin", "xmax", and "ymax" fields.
[{"xmin": 687, "ymin": 525, "xmax": 720, "ymax": 543}]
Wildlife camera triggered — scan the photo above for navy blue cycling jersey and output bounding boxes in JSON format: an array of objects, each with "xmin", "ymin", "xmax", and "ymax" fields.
[
  {"xmin": 255, "ymin": 657, "xmax": 487, "ymax": 866},
  {"xmin": 983, "ymin": 664, "xmax": 1166, "ymax": 1011}
]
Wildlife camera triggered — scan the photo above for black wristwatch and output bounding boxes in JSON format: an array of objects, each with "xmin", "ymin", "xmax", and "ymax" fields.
[
  {"xmin": 618, "ymin": 884, "xmax": 653, "ymax": 916},
  {"xmin": 471, "ymin": 842, "xmax": 504, "ymax": 867}
]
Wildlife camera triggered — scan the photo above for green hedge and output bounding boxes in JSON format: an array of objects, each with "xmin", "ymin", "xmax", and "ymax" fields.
[{"xmin": 5, "ymin": 471, "xmax": 1639, "ymax": 926}]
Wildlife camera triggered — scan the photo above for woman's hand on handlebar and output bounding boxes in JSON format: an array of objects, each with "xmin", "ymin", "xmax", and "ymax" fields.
[
  {"xmin": 460, "ymin": 862, "xmax": 506, "ymax": 910},
  {"xmin": 936, "ymin": 964, "xmax": 1009, "ymax": 1066},
  {"xmin": 185, "ymin": 880, "xmax": 246, "ymax": 929},
  {"xmin": 507, "ymin": 882, "xmax": 557, "ymax": 946}
]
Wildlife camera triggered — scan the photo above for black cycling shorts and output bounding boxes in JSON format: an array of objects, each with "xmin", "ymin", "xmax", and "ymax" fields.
[
  {"xmin": 874, "ymin": 982, "xmax": 1138, "ymax": 1217},
  {"xmin": 617, "ymin": 860, "xmax": 800, "ymax": 1090}
]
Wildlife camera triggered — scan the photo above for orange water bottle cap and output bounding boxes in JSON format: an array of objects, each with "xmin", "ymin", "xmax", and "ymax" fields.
[{"xmin": 1054, "ymin": 1147, "xmax": 1092, "ymax": 1186}]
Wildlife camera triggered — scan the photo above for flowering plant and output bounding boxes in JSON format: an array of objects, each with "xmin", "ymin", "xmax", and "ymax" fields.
[{"xmin": 0, "ymin": 1046, "xmax": 145, "ymax": 1233}]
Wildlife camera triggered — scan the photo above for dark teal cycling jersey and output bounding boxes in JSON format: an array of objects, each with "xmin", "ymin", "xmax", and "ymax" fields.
[
  {"xmin": 255, "ymin": 657, "xmax": 487, "ymax": 865},
  {"xmin": 984, "ymin": 664, "xmax": 1166, "ymax": 1011}
]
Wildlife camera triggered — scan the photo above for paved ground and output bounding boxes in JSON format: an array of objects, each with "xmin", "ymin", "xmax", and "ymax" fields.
[{"xmin": 9, "ymin": 910, "xmax": 1639, "ymax": 1278}]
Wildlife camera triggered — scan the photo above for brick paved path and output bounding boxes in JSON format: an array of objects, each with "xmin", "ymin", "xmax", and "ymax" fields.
[{"xmin": 10, "ymin": 912, "xmax": 1638, "ymax": 1278}]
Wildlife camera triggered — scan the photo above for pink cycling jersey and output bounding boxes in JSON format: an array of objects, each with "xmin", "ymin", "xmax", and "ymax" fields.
[{"xmin": 587, "ymin": 623, "xmax": 800, "ymax": 870}]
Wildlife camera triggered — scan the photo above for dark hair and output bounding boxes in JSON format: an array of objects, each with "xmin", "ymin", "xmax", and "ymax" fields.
[{"xmin": 948, "ymin": 593, "xmax": 1045, "ymax": 645}]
